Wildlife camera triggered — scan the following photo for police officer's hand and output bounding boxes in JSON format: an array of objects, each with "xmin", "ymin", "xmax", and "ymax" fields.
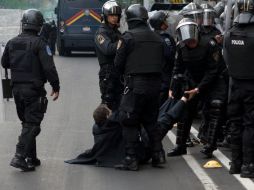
[
  {"xmin": 168, "ymin": 90, "xmax": 174, "ymax": 99},
  {"xmin": 184, "ymin": 88, "xmax": 199, "ymax": 100},
  {"xmin": 51, "ymin": 90, "xmax": 59, "ymax": 101}
]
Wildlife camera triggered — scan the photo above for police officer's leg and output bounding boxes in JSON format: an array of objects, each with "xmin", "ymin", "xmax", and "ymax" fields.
[
  {"xmin": 11, "ymin": 87, "xmax": 46, "ymax": 171},
  {"xmin": 25, "ymin": 88, "xmax": 46, "ymax": 167},
  {"xmin": 241, "ymin": 87, "xmax": 254, "ymax": 178},
  {"xmin": 201, "ymin": 100, "xmax": 224, "ymax": 158},
  {"xmin": 115, "ymin": 90, "xmax": 140, "ymax": 171},
  {"xmin": 168, "ymin": 97, "xmax": 198, "ymax": 156},
  {"xmin": 142, "ymin": 93, "xmax": 165, "ymax": 167},
  {"xmin": 228, "ymin": 85, "xmax": 244, "ymax": 174}
]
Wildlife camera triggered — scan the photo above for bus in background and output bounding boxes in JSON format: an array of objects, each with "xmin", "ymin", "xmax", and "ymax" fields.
[{"xmin": 55, "ymin": 0, "xmax": 106, "ymax": 56}]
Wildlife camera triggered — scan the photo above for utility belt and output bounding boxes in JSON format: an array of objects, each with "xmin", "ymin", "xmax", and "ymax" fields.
[{"xmin": 123, "ymin": 74, "xmax": 161, "ymax": 95}]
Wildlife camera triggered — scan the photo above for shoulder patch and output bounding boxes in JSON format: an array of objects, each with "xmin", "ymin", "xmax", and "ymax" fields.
[
  {"xmin": 117, "ymin": 40, "xmax": 122, "ymax": 50},
  {"xmin": 46, "ymin": 45, "xmax": 52, "ymax": 56},
  {"xmin": 96, "ymin": 34, "xmax": 105, "ymax": 45},
  {"xmin": 209, "ymin": 39, "xmax": 216, "ymax": 47},
  {"xmin": 164, "ymin": 38, "xmax": 171, "ymax": 46}
]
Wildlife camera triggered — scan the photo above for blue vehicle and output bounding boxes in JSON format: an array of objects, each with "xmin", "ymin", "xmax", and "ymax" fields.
[{"xmin": 55, "ymin": 0, "xmax": 107, "ymax": 55}]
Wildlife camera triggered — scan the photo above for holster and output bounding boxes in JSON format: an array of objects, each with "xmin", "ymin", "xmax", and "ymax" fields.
[{"xmin": 39, "ymin": 96, "xmax": 48, "ymax": 113}]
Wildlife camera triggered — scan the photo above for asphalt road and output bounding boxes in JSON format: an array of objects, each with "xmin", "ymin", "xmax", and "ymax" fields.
[{"xmin": 0, "ymin": 54, "xmax": 253, "ymax": 190}]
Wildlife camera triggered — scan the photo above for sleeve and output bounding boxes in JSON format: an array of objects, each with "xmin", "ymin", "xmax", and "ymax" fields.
[
  {"xmin": 38, "ymin": 40, "xmax": 60, "ymax": 92},
  {"xmin": 197, "ymin": 40, "xmax": 220, "ymax": 93},
  {"xmin": 114, "ymin": 33, "xmax": 133, "ymax": 75},
  {"xmin": 170, "ymin": 47, "xmax": 186, "ymax": 90},
  {"xmin": 95, "ymin": 31, "xmax": 118, "ymax": 56},
  {"xmin": 1, "ymin": 41, "xmax": 10, "ymax": 69}
]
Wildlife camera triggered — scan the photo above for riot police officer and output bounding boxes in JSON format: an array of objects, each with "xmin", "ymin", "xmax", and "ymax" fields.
[
  {"xmin": 114, "ymin": 4, "xmax": 165, "ymax": 171},
  {"xmin": 95, "ymin": 0, "xmax": 123, "ymax": 111},
  {"xmin": 167, "ymin": 18, "xmax": 227, "ymax": 158},
  {"xmin": 180, "ymin": 2, "xmax": 204, "ymax": 27},
  {"xmin": 48, "ymin": 20, "xmax": 57, "ymax": 55},
  {"xmin": 224, "ymin": 0, "xmax": 254, "ymax": 178},
  {"xmin": 149, "ymin": 11, "xmax": 176, "ymax": 106},
  {"xmin": 200, "ymin": 3, "xmax": 221, "ymax": 42},
  {"xmin": 1, "ymin": 9, "xmax": 60, "ymax": 171}
]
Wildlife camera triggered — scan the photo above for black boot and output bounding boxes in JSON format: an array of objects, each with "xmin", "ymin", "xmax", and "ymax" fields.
[
  {"xmin": 186, "ymin": 136, "xmax": 194, "ymax": 147},
  {"xmin": 115, "ymin": 155, "xmax": 139, "ymax": 171},
  {"xmin": 229, "ymin": 145, "xmax": 242, "ymax": 174},
  {"xmin": 167, "ymin": 123, "xmax": 187, "ymax": 157},
  {"xmin": 200, "ymin": 145, "xmax": 216, "ymax": 158},
  {"xmin": 167, "ymin": 145, "xmax": 187, "ymax": 157},
  {"xmin": 27, "ymin": 157, "xmax": 41, "ymax": 168},
  {"xmin": 27, "ymin": 138, "xmax": 41, "ymax": 167},
  {"xmin": 241, "ymin": 164, "xmax": 254, "ymax": 178},
  {"xmin": 240, "ymin": 148, "xmax": 254, "ymax": 177},
  {"xmin": 10, "ymin": 154, "xmax": 35, "ymax": 172},
  {"xmin": 152, "ymin": 150, "xmax": 166, "ymax": 167}
]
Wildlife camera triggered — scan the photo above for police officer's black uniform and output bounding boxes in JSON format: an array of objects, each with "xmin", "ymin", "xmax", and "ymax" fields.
[
  {"xmin": 224, "ymin": 0, "xmax": 254, "ymax": 177},
  {"xmin": 1, "ymin": 9, "xmax": 60, "ymax": 171},
  {"xmin": 149, "ymin": 11, "xmax": 176, "ymax": 106},
  {"xmin": 95, "ymin": 1, "xmax": 123, "ymax": 110},
  {"xmin": 48, "ymin": 20, "xmax": 57, "ymax": 55},
  {"xmin": 167, "ymin": 18, "xmax": 227, "ymax": 158},
  {"xmin": 114, "ymin": 4, "xmax": 165, "ymax": 171}
]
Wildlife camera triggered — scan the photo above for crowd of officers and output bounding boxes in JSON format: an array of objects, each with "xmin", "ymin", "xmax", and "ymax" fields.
[
  {"xmin": 95, "ymin": 0, "xmax": 254, "ymax": 178},
  {"xmin": 1, "ymin": 0, "xmax": 254, "ymax": 179}
]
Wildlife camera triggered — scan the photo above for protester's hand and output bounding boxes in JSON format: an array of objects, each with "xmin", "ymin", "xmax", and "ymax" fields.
[
  {"xmin": 215, "ymin": 34, "xmax": 223, "ymax": 44},
  {"xmin": 184, "ymin": 88, "xmax": 199, "ymax": 100},
  {"xmin": 168, "ymin": 90, "xmax": 174, "ymax": 99},
  {"xmin": 180, "ymin": 96, "xmax": 188, "ymax": 103},
  {"xmin": 51, "ymin": 90, "xmax": 59, "ymax": 101}
]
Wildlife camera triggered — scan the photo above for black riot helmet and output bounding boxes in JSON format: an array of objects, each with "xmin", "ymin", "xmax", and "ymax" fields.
[
  {"xmin": 125, "ymin": 4, "xmax": 149, "ymax": 23},
  {"xmin": 102, "ymin": 0, "xmax": 122, "ymax": 22},
  {"xmin": 214, "ymin": 1, "xmax": 225, "ymax": 17},
  {"xmin": 237, "ymin": 0, "xmax": 254, "ymax": 13},
  {"xmin": 21, "ymin": 9, "xmax": 44, "ymax": 32},
  {"xmin": 149, "ymin": 11, "xmax": 168, "ymax": 30},
  {"xmin": 176, "ymin": 18, "xmax": 199, "ymax": 43},
  {"xmin": 180, "ymin": 3, "xmax": 204, "ymax": 26},
  {"xmin": 200, "ymin": 3, "xmax": 216, "ymax": 26}
]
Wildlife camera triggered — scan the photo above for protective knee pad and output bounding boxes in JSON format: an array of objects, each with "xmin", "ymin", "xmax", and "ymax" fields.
[
  {"xmin": 210, "ymin": 100, "xmax": 224, "ymax": 118},
  {"xmin": 30, "ymin": 126, "xmax": 41, "ymax": 137}
]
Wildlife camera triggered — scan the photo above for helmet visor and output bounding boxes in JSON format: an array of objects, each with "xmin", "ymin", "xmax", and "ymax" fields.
[
  {"xmin": 176, "ymin": 24, "xmax": 199, "ymax": 42},
  {"xmin": 185, "ymin": 12, "xmax": 203, "ymax": 25},
  {"xmin": 108, "ymin": 6, "xmax": 122, "ymax": 15},
  {"xmin": 203, "ymin": 11, "xmax": 215, "ymax": 26}
]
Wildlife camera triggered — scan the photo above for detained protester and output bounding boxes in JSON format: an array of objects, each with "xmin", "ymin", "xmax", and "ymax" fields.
[
  {"xmin": 149, "ymin": 11, "xmax": 176, "ymax": 106},
  {"xmin": 95, "ymin": 0, "xmax": 123, "ymax": 111},
  {"xmin": 65, "ymin": 97, "xmax": 189, "ymax": 168},
  {"xmin": 114, "ymin": 4, "xmax": 166, "ymax": 171},
  {"xmin": 167, "ymin": 18, "xmax": 227, "ymax": 158},
  {"xmin": 224, "ymin": 0, "xmax": 254, "ymax": 178},
  {"xmin": 1, "ymin": 9, "xmax": 60, "ymax": 172}
]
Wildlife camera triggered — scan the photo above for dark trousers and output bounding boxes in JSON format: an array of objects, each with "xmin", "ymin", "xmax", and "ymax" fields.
[
  {"xmin": 177, "ymin": 76, "xmax": 227, "ymax": 147},
  {"xmin": 119, "ymin": 76, "xmax": 162, "ymax": 156},
  {"xmin": 12, "ymin": 84, "xmax": 47, "ymax": 158},
  {"xmin": 99, "ymin": 75, "xmax": 123, "ymax": 111},
  {"xmin": 228, "ymin": 79, "xmax": 254, "ymax": 164}
]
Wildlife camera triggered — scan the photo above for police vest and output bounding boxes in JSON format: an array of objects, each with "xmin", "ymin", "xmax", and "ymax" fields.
[
  {"xmin": 224, "ymin": 24, "xmax": 254, "ymax": 79},
  {"xmin": 180, "ymin": 37, "xmax": 208, "ymax": 83},
  {"xmin": 8, "ymin": 35, "xmax": 44, "ymax": 83},
  {"xmin": 125, "ymin": 28, "xmax": 163, "ymax": 75}
]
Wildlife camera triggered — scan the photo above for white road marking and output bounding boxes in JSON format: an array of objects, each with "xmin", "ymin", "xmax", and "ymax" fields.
[
  {"xmin": 190, "ymin": 127, "xmax": 254, "ymax": 190},
  {"xmin": 167, "ymin": 131, "xmax": 220, "ymax": 190}
]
